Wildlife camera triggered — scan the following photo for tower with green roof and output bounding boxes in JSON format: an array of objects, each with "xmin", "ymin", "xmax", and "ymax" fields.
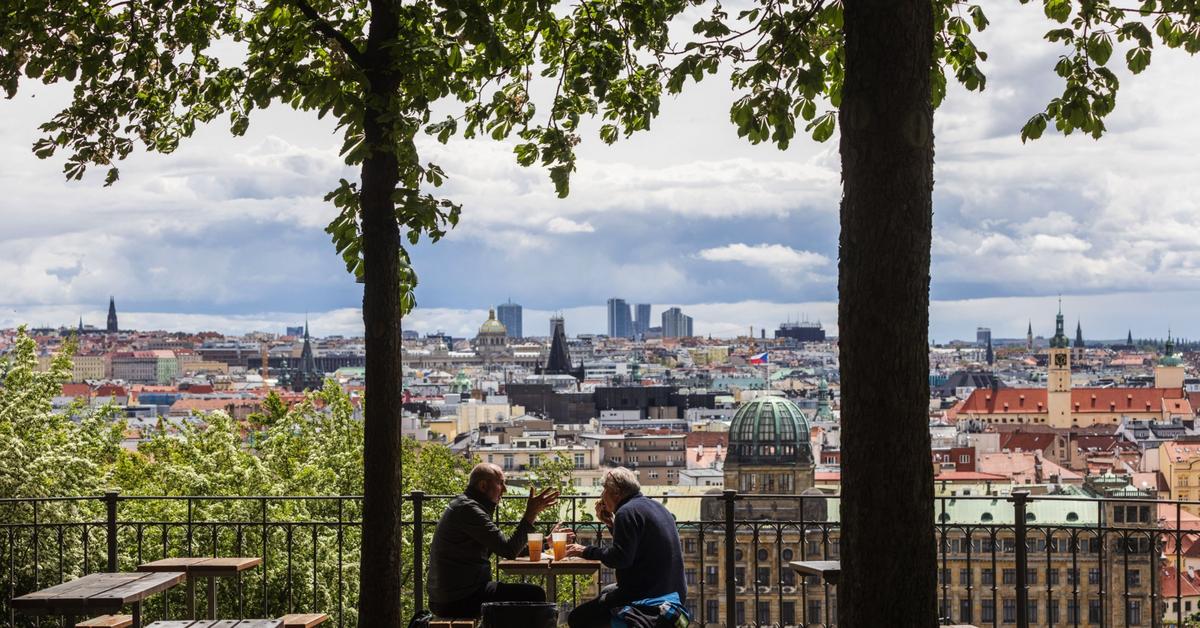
[{"xmin": 724, "ymin": 396, "xmax": 814, "ymax": 494}]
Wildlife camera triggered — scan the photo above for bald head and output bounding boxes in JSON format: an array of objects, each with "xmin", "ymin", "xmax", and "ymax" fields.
[{"xmin": 469, "ymin": 462, "xmax": 504, "ymax": 494}]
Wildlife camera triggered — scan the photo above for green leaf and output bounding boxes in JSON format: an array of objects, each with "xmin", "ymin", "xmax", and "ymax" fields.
[
  {"xmin": 1086, "ymin": 33, "xmax": 1113, "ymax": 66},
  {"xmin": 807, "ymin": 112, "xmax": 836, "ymax": 143},
  {"xmin": 1126, "ymin": 47, "xmax": 1151, "ymax": 74},
  {"xmin": 968, "ymin": 5, "xmax": 990, "ymax": 32},
  {"xmin": 599, "ymin": 124, "xmax": 618, "ymax": 144},
  {"xmin": 1044, "ymin": 0, "xmax": 1072, "ymax": 23},
  {"xmin": 1020, "ymin": 113, "xmax": 1048, "ymax": 142}
]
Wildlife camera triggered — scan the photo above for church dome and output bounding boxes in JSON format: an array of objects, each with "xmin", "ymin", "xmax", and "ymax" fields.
[
  {"xmin": 728, "ymin": 395, "xmax": 813, "ymax": 465},
  {"xmin": 478, "ymin": 308, "xmax": 507, "ymax": 336}
]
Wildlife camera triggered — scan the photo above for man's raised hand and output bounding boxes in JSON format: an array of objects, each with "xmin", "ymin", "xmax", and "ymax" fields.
[{"xmin": 523, "ymin": 486, "xmax": 560, "ymax": 523}]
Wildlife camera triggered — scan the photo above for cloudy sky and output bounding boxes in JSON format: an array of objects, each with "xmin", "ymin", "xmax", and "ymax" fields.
[{"xmin": 2, "ymin": 3, "xmax": 1199, "ymax": 342}]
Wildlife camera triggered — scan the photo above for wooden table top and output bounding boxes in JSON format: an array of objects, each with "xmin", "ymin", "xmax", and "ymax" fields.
[
  {"xmin": 146, "ymin": 621, "xmax": 282, "ymax": 627},
  {"xmin": 787, "ymin": 560, "xmax": 841, "ymax": 576},
  {"xmin": 139, "ymin": 557, "xmax": 263, "ymax": 576},
  {"xmin": 498, "ymin": 557, "xmax": 602, "ymax": 575},
  {"xmin": 13, "ymin": 571, "xmax": 186, "ymax": 614}
]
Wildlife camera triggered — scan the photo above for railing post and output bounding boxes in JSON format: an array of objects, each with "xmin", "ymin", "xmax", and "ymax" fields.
[
  {"xmin": 1010, "ymin": 490, "xmax": 1030, "ymax": 628},
  {"xmin": 723, "ymin": 489, "xmax": 738, "ymax": 628},
  {"xmin": 412, "ymin": 491, "xmax": 426, "ymax": 616},
  {"xmin": 105, "ymin": 491, "xmax": 119, "ymax": 572}
]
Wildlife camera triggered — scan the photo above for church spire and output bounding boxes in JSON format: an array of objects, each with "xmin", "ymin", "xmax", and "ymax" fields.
[
  {"xmin": 1073, "ymin": 320, "xmax": 1085, "ymax": 349},
  {"xmin": 1050, "ymin": 302, "xmax": 1069, "ymax": 349},
  {"xmin": 106, "ymin": 296, "xmax": 118, "ymax": 333}
]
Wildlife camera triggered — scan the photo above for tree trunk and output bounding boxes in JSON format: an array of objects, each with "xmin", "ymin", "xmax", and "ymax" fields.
[
  {"xmin": 358, "ymin": 1, "xmax": 403, "ymax": 625},
  {"xmin": 837, "ymin": 0, "xmax": 937, "ymax": 626}
]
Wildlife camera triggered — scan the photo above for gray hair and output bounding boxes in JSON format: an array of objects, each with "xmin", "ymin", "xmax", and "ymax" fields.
[{"xmin": 603, "ymin": 467, "xmax": 640, "ymax": 498}]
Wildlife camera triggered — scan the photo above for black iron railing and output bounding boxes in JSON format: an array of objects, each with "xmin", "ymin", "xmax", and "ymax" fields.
[{"xmin": 1, "ymin": 490, "xmax": 1197, "ymax": 627}]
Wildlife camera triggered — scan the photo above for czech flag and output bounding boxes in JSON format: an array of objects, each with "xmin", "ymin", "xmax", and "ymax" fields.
[{"xmin": 748, "ymin": 352, "xmax": 769, "ymax": 365}]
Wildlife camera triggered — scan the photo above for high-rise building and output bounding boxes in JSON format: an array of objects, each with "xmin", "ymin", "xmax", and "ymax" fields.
[
  {"xmin": 661, "ymin": 307, "xmax": 693, "ymax": 338},
  {"xmin": 975, "ymin": 327, "xmax": 991, "ymax": 347},
  {"xmin": 106, "ymin": 297, "xmax": 119, "ymax": 333},
  {"xmin": 774, "ymin": 319, "xmax": 825, "ymax": 342},
  {"xmin": 607, "ymin": 298, "xmax": 633, "ymax": 338},
  {"xmin": 286, "ymin": 326, "xmax": 305, "ymax": 337},
  {"xmin": 634, "ymin": 303, "xmax": 651, "ymax": 337},
  {"xmin": 496, "ymin": 300, "xmax": 522, "ymax": 338}
]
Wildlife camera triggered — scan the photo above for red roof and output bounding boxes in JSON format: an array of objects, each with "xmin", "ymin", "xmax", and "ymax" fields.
[
  {"xmin": 934, "ymin": 471, "xmax": 1009, "ymax": 482},
  {"xmin": 1160, "ymin": 564, "xmax": 1200, "ymax": 598},
  {"xmin": 999, "ymin": 430, "xmax": 1058, "ymax": 452},
  {"xmin": 60, "ymin": 383, "xmax": 91, "ymax": 398},
  {"xmin": 686, "ymin": 432, "xmax": 728, "ymax": 447},
  {"xmin": 961, "ymin": 387, "xmax": 1188, "ymax": 415}
]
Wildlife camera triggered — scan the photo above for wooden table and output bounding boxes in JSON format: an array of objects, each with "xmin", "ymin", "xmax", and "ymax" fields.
[
  {"xmin": 12, "ymin": 571, "xmax": 186, "ymax": 627},
  {"xmin": 498, "ymin": 557, "xmax": 602, "ymax": 603},
  {"xmin": 146, "ymin": 621, "xmax": 282, "ymax": 628},
  {"xmin": 139, "ymin": 558, "xmax": 263, "ymax": 620},
  {"xmin": 788, "ymin": 560, "xmax": 841, "ymax": 586}
]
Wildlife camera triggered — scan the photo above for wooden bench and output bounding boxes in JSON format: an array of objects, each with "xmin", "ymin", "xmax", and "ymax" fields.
[
  {"xmin": 429, "ymin": 621, "xmax": 475, "ymax": 628},
  {"xmin": 76, "ymin": 616, "xmax": 133, "ymax": 628},
  {"xmin": 278, "ymin": 613, "xmax": 330, "ymax": 628}
]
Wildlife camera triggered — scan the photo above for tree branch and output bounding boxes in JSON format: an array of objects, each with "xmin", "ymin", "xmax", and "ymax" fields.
[{"xmin": 287, "ymin": 0, "xmax": 368, "ymax": 69}]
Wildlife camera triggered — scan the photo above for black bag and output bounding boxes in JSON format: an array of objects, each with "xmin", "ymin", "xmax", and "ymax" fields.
[{"xmin": 407, "ymin": 611, "xmax": 432, "ymax": 628}]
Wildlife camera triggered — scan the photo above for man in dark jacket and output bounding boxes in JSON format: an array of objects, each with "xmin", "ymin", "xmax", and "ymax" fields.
[
  {"xmin": 564, "ymin": 467, "xmax": 686, "ymax": 628},
  {"xmin": 427, "ymin": 462, "xmax": 561, "ymax": 618}
]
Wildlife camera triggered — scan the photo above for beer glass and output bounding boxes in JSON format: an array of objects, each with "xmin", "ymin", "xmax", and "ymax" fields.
[
  {"xmin": 527, "ymin": 533, "xmax": 543, "ymax": 561},
  {"xmin": 552, "ymin": 531, "xmax": 568, "ymax": 560}
]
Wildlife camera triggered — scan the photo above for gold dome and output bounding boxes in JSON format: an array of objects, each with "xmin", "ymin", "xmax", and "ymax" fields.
[{"xmin": 478, "ymin": 308, "xmax": 507, "ymax": 336}]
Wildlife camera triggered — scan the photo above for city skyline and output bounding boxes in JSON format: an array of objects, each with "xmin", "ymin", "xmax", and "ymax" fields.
[{"xmin": 1, "ymin": 2, "xmax": 1199, "ymax": 346}]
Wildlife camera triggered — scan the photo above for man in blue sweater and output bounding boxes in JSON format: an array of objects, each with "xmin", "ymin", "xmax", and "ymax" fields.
[{"xmin": 564, "ymin": 467, "xmax": 686, "ymax": 628}]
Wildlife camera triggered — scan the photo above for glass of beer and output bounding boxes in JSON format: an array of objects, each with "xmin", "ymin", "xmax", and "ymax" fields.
[
  {"xmin": 552, "ymin": 531, "xmax": 568, "ymax": 560},
  {"xmin": 527, "ymin": 533, "xmax": 543, "ymax": 561}
]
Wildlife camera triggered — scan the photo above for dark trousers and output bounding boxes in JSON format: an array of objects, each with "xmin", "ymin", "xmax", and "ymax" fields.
[
  {"xmin": 568, "ymin": 584, "xmax": 632, "ymax": 628},
  {"xmin": 430, "ymin": 580, "xmax": 545, "ymax": 619}
]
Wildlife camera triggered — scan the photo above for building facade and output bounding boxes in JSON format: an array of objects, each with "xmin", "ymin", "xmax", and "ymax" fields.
[{"xmin": 496, "ymin": 300, "xmax": 522, "ymax": 339}]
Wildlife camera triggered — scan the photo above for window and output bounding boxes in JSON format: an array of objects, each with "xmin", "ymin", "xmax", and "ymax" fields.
[
  {"xmin": 1127, "ymin": 600, "xmax": 1142, "ymax": 625},
  {"xmin": 757, "ymin": 548, "xmax": 769, "ymax": 562},
  {"xmin": 1048, "ymin": 568, "xmax": 1059, "ymax": 585},
  {"xmin": 982, "ymin": 599, "xmax": 995, "ymax": 623},
  {"xmin": 982, "ymin": 569, "xmax": 994, "ymax": 586},
  {"xmin": 734, "ymin": 567, "xmax": 745, "ymax": 586},
  {"xmin": 960, "ymin": 568, "xmax": 972, "ymax": 585},
  {"xmin": 1088, "ymin": 600, "xmax": 1102, "ymax": 623},
  {"xmin": 684, "ymin": 538, "xmax": 696, "ymax": 554},
  {"xmin": 735, "ymin": 548, "xmax": 744, "ymax": 562},
  {"xmin": 736, "ymin": 602, "xmax": 745, "ymax": 626},
  {"xmin": 1027, "ymin": 568, "xmax": 1037, "ymax": 585},
  {"xmin": 1027, "ymin": 600, "xmax": 1038, "ymax": 624},
  {"xmin": 808, "ymin": 540, "xmax": 821, "ymax": 556},
  {"xmin": 940, "ymin": 569, "xmax": 951, "ymax": 585},
  {"xmin": 960, "ymin": 454, "xmax": 971, "ymax": 463},
  {"xmin": 685, "ymin": 569, "xmax": 697, "ymax": 586},
  {"xmin": 781, "ymin": 569, "xmax": 795, "ymax": 586},
  {"xmin": 574, "ymin": 453, "xmax": 585, "ymax": 468},
  {"xmin": 959, "ymin": 599, "xmax": 972, "ymax": 623},
  {"xmin": 756, "ymin": 567, "xmax": 771, "ymax": 586},
  {"xmin": 705, "ymin": 566, "xmax": 718, "ymax": 585},
  {"xmin": 705, "ymin": 600, "xmax": 719, "ymax": 623},
  {"xmin": 1067, "ymin": 599, "xmax": 1079, "ymax": 624},
  {"xmin": 781, "ymin": 601, "xmax": 795, "ymax": 626},
  {"xmin": 1067, "ymin": 568, "xmax": 1078, "ymax": 585},
  {"xmin": 782, "ymin": 548, "xmax": 794, "ymax": 561},
  {"xmin": 807, "ymin": 600, "xmax": 822, "ymax": 622},
  {"xmin": 756, "ymin": 602, "xmax": 771, "ymax": 625},
  {"xmin": 1049, "ymin": 600, "xmax": 1060, "ymax": 624},
  {"xmin": 1088, "ymin": 568, "xmax": 1101, "ymax": 585},
  {"xmin": 1127, "ymin": 570, "xmax": 1141, "ymax": 587},
  {"xmin": 1002, "ymin": 569, "xmax": 1016, "ymax": 585},
  {"xmin": 706, "ymin": 541, "xmax": 718, "ymax": 556},
  {"xmin": 1003, "ymin": 598, "xmax": 1016, "ymax": 624}
]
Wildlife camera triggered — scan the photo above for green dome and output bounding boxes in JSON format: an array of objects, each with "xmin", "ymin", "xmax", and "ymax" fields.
[{"xmin": 728, "ymin": 396, "xmax": 813, "ymax": 465}]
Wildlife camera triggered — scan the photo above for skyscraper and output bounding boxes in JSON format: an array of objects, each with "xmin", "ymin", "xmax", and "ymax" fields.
[
  {"xmin": 634, "ymin": 303, "xmax": 651, "ymax": 337},
  {"xmin": 496, "ymin": 300, "xmax": 522, "ymax": 338},
  {"xmin": 607, "ymin": 298, "xmax": 633, "ymax": 338},
  {"xmin": 106, "ymin": 297, "xmax": 119, "ymax": 333},
  {"xmin": 975, "ymin": 327, "xmax": 991, "ymax": 348},
  {"xmin": 662, "ymin": 307, "xmax": 693, "ymax": 338}
]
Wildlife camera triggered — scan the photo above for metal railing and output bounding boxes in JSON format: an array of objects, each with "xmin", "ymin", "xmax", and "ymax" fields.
[{"xmin": 1, "ymin": 490, "xmax": 1197, "ymax": 627}]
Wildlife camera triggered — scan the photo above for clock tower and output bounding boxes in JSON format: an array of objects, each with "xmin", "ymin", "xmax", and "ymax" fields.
[{"xmin": 1047, "ymin": 303, "xmax": 1072, "ymax": 427}]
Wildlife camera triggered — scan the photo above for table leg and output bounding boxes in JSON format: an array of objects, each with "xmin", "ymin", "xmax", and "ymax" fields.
[
  {"xmin": 132, "ymin": 601, "xmax": 142, "ymax": 628},
  {"xmin": 65, "ymin": 614, "xmax": 75, "ymax": 627},
  {"xmin": 546, "ymin": 574, "xmax": 557, "ymax": 606},
  {"xmin": 207, "ymin": 576, "xmax": 216, "ymax": 620},
  {"xmin": 187, "ymin": 575, "xmax": 196, "ymax": 619}
]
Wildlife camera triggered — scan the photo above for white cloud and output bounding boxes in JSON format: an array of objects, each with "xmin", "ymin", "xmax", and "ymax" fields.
[
  {"xmin": 545, "ymin": 217, "xmax": 595, "ymax": 234},
  {"xmin": 697, "ymin": 243, "xmax": 830, "ymax": 283}
]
